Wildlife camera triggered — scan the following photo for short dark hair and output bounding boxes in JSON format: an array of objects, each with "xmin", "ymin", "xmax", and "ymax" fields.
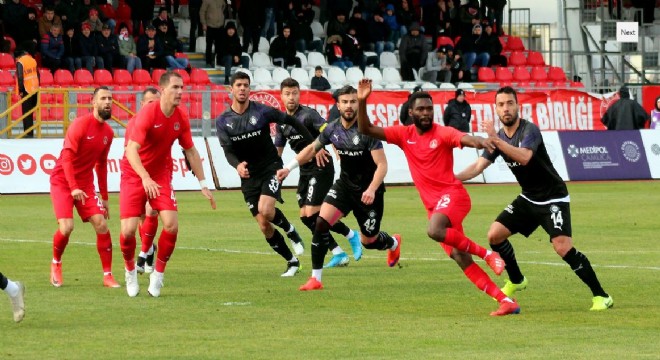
[
  {"xmin": 495, "ymin": 86, "xmax": 518, "ymax": 103},
  {"xmin": 336, "ymin": 85, "xmax": 357, "ymax": 98},
  {"xmin": 44, "ymin": 5, "xmax": 55, "ymax": 12},
  {"xmin": 142, "ymin": 87, "xmax": 159, "ymax": 96},
  {"xmin": 93, "ymin": 86, "xmax": 111, "ymax": 98},
  {"xmin": 159, "ymin": 70, "xmax": 182, "ymax": 87},
  {"xmin": 315, "ymin": 66, "xmax": 323, "ymax": 71},
  {"xmin": 409, "ymin": 91, "xmax": 433, "ymax": 108},
  {"xmin": 280, "ymin": 77, "xmax": 299, "ymax": 90},
  {"xmin": 230, "ymin": 71, "xmax": 251, "ymax": 86}
]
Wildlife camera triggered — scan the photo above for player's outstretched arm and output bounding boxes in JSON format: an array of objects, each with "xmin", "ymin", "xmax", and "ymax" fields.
[
  {"xmin": 183, "ymin": 146, "xmax": 217, "ymax": 209},
  {"xmin": 456, "ymin": 157, "xmax": 492, "ymax": 181},
  {"xmin": 277, "ymin": 139, "xmax": 322, "ymax": 181},
  {"xmin": 362, "ymin": 148, "xmax": 387, "ymax": 205},
  {"xmin": 356, "ymin": 79, "xmax": 387, "ymax": 141},
  {"xmin": 126, "ymin": 140, "xmax": 161, "ymax": 199}
]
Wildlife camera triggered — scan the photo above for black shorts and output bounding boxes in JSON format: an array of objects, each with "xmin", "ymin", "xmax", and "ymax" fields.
[
  {"xmin": 323, "ymin": 180, "xmax": 385, "ymax": 237},
  {"xmin": 241, "ymin": 171, "xmax": 283, "ymax": 217},
  {"xmin": 297, "ymin": 171, "xmax": 334, "ymax": 208},
  {"xmin": 495, "ymin": 195, "xmax": 572, "ymax": 240}
]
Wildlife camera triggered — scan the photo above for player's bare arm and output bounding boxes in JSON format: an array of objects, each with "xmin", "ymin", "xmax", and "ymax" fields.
[
  {"xmin": 456, "ymin": 157, "xmax": 492, "ymax": 181},
  {"xmin": 126, "ymin": 140, "xmax": 161, "ymax": 199},
  {"xmin": 183, "ymin": 146, "xmax": 217, "ymax": 210},
  {"xmin": 356, "ymin": 78, "xmax": 387, "ymax": 141},
  {"xmin": 276, "ymin": 146, "xmax": 284, "ymax": 157},
  {"xmin": 363, "ymin": 148, "xmax": 387, "ymax": 205},
  {"xmin": 277, "ymin": 139, "xmax": 322, "ymax": 181}
]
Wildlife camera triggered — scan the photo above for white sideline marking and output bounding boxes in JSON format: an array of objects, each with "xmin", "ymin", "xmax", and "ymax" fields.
[{"xmin": 2, "ymin": 237, "xmax": 659, "ymax": 271}]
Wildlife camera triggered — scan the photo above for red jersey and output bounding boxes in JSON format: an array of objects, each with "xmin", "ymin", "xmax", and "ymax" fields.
[
  {"xmin": 384, "ymin": 124, "xmax": 466, "ymax": 211},
  {"xmin": 121, "ymin": 101, "xmax": 193, "ymax": 180}
]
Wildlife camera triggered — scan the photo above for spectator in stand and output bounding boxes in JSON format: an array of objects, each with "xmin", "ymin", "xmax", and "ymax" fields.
[
  {"xmin": 200, "ymin": 0, "xmax": 226, "ymax": 68},
  {"xmin": 458, "ymin": 0, "xmax": 481, "ymax": 36},
  {"xmin": 62, "ymin": 25, "xmax": 83, "ymax": 74},
  {"xmin": 118, "ymin": 23, "xmax": 142, "ymax": 74},
  {"xmin": 137, "ymin": 25, "xmax": 165, "ymax": 71},
  {"xmin": 153, "ymin": 7, "xmax": 177, "ymax": 37},
  {"xmin": 458, "ymin": 24, "xmax": 489, "ymax": 71},
  {"xmin": 327, "ymin": 10, "xmax": 350, "ymax": 38},
  {"xmin": 79, "ymin": 22, "xmax": 104, "ymax": 73},
  {"xmin": 382, "ymin": 4, "xmax": 400, "ymax": 45},
  {"xmin": 164, "ymin": 0, "xmax": 181, "ymax": 18},
  {"xmin": 328, "ymin": 0, "xmax": 354, "ymax": 19},
  {"xmin": 262, "ymin": 0, "xmax": 277, "ymax": 40},
  {"xmin": 39, "ymin": 6, "xmax": 64, "ymax": 38},
  {"xmin": 292, "ymin": 0, "xmax": 322, "ymax": 53},
  {"xmin": 80, "ymin": 0, "xmax": 115, "ymax": 34},
  {"xmin": 601, "ymin": 86, "xmax": 649, "ymax": 130},
  {"xmin": 17, "ymin": 8, "xmax": 42, "ymax": 48},
  {"xmin": 269, "ymin": 25, "xmax": 302, "ymax": 68},
  {"xmin": 239, "ymin": 0, "xmax": 264, "ymax": 54},
  {"xmin": 424, "ymin": 46, "xmax": 452, "ymax": 84},
  {"xmin": 343, "ymin": 25, "xmax": 367, "ymax": 71},
  {"xmin": 83, "ymin": 9, "xmax": 105, "ymax": 36},
  {"xmin": 651, "ymin": 96, "xmax": 660, "ymax": 129},
  {"xmin": 188, "ymin": 0, "xmax": 204, "ymax": 52},
  {"xmin": 4, "ymin": 0, "xmax": 29, "ymax": 44},
  {"xmin": 274, "ymin": 0, "xmax": 295, "ymax": 40},
  {"xmin": 399, "ymin": 22, "xmax": 429, "ymax": 81},
  {"xmin": 483, "ymin": 21, "xmax": 507, "ymax": 66},
  {"xmin": 367, "ymin": 11, "xmax": 395, "ymax": 56},
  {"xmin": 438, "ymin": 0, "xmax": 457, "ymax": 37},
  {"xmin": 219, "ymin": 22, "xmax": 248, "ymax": 84},
  {"xmin": 447, "ymin": 45, "xmax": 469, "ymax": 83},
  {"xmin": 421, "ymin": 0, "xmax": 440, "ymax": 46},
  {"xmin": 325, "ymin": 34, "xmax": 353, "ymax": 70},
  {"xmin": 398, "ymin": 0, "xmax": 419, "ymax": 37},
  {"xmin": 97, "ymin": 24, "xmax": 120, "ymax": 71},
  {"xmin": 310, "ymin": 66, "xmax": 331, "ymax": 91},
  {"xmin": 349, "ymin": 7, "xmax": 369, "ymax": 43},
  {"xmin": 481, "ymin": 0, "xmax": 507, "ymax": 36},
  {"xmin": 41, "ymin": 24, "xmax": 65, "ymax": 74},
  {"xmin": 443, "ymin": 88, "xmax": 472, "ymax": 132},
  {"xmin": 156, "ymin": 23, "xmax": 188, "ymax": 70},
  {"xmin": 127, "ymin": 0, "xmax": 156, "ymax": 36},
  {"xmin": 57, "ymin": 0, "xmax": 83, "ymax": 31}
]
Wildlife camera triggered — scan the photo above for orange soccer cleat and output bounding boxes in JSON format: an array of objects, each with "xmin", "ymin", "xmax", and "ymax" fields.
[
  {"xmin": 490, "ymin": 299, "xmax": 521, "ymax": 316},
  {"xmin": 387, "ymin": 234, "xmax": 402, "ymax": 267},
  {"xmin": 103, "ymin": 273, "xmax": 121, "ymax": 288},
  {"xmin": 299, "ymin": 277, "xmax": 323, "ymax": 291},
  {"xmin": 50, "ymin": 262, "xmax": 63, "ymax": 287},
  {"xmin": 485, "ymin": 251, "xmax": 505, "ymax": 276}
]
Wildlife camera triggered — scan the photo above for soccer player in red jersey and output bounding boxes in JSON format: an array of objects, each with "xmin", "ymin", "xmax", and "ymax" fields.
[
  {"xmin": 356, "ymin": 79, "xmax": 520, "ymax": 316},
  {"xmin": 49, "ymin": 86, "xmax": 119, "ymax": 289},
  {"xmin": 120, "ymin": 71, "xmax": 216, "ymax": 298}
]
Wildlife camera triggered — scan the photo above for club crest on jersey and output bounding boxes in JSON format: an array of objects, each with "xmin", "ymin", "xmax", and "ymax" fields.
[
  {"xmin": 103, "ymin": 136, "xmax": 108, "ymax": 145},
  {"xmin": 550, "ymin": 205, "xmax": 559, "ymax": 213},
  {"xmin": 352, "ymin": 135, "xmax": 360, "ymax": 145},
  {"xmin": 174, "ymin": 122, "xmax": 180, "ymax": 131},
  {"xmin": 429, "ymin": 139, "xmax": 438, "ymax": 149},
  {"xmin": 368, "ymin": 210, "xmax": 376, "ymax": 218},
  {"xmin": 309, "ymin": 177, "xmax": 317, "ymax": 185},
  {"xmin": 250, "ymin": 116, "xmax": 258, "ymax": 125}
]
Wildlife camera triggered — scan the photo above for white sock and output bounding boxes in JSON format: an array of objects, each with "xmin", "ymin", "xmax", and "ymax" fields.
[
  {"xmin": 345, "ymin": 229, "xmax": 355, "ymax": 239},
  {"xmin": 4, "ymin": 280, "xmax": 19, "ymax": 297},
  {"xmin": 390, "ymin": 237, "xmax": 398, "ymax": 251},
  {"xmin": 287, "ymin": 224, "xmax": 295, "ymax": 233},
  {"xmin": 502, "ymin": 297, "xmax": 514, "ymax": 303},
  {"xmin": 147, "ymin": 245, "xmax": 156, "ymax": 256},
  {"xmin": 331, "ymin": 247, "xmax": 344, "ymax": 255},
  {"xmin": 312, "ymin": 269, "xmax": 323, "ymax": 282},
  {"xmin": 288, "ymin": 256, "xmax": 298, "ymax": 263},
  {"xmin": 138, "ymin": 251, "xmax": 148, "ymax": 258},
  {"xmin": 52, "ymin": 259, "xmax": 61, "ymax": 264},
  {"xmin": 103, "ymin": 271, "xmax": 112, "ymax": 276}
]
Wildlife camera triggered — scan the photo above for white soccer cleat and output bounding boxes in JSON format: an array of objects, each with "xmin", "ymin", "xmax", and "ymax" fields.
[
  {"xmin": 291, "ymin": 241, "xmax": 305, "ymax": 256},
  {"xmin": 125, "ymin": 269, "xmax": 139, "ymax": 297},
  {"xmin": 281, "ymin": 260, "xmax": 301, "ymax": 277},
  {"xmin": 9, "ymin": 281, "xmax": 25, "ymax": 323},
  {"xmin": 148, "ymin": 271, "xmax": 164, "ymax": 297}
]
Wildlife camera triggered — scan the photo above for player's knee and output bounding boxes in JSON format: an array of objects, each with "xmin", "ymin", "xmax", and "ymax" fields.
[
  {"xmin": 59, "ymin": 223, "xmax": 74, "ymax": 236},
  {"xmin": 94, "ymin": 222, "xmax": 109, "ymax": 234},
  {"xmin": 314, "ymin": 216, "xmax": 331, "ymax": 233},
  {"xmin": 449, "ymin": 250, "xmax": 473, "ymax": 267},
  {"xmin": 258, "ymin": 205, "xmax": 275, "ymax": 220},
  {"xmin": 427, "ymin": 227, "xmax": 446, "ymax": 243},
  {"xmin": 161, "ymin": 222, "xmax": 178, "ymax": 234}
]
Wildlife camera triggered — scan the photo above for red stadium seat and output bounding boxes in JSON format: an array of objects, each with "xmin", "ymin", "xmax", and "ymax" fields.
[
  {"xmin": 512, "ymin": 67, "xmax": 530, "ymax": 82},
  {"xmin": 477, "ymin": 67, "xmax": 496, "ymax": 82},
  {"xmin": 173, "ymin": 68, "xmax": 190, "ymax": 84},
  {"xmin": 498, "ymin": 36, "xmax": 507, "ymax": 51},
  {"xmin": 506, "ymin": 36, "xmax": 525, "ymax": 51},
  {"xmin": 530, "ymin": 66, "xmax": 548, "ymax": 81},
  {"xmin": 0, "ymin": 53, "xmax": 15, "ymax": 71},
  {"xmin": 548, "ymin": 66, "xmax": 567, "ymax": 81},
  {"xmin": 93, "ymin": 69, "xmax": 113, "ymax": 86},
  {"xmin": 73, "ymin": 69, "xmax": 94, "ymax": 87},
  {"xmin": 54, "ymin": 69, "xmax": 74, "ymax": 86},
  {"xmin": 571, "ymin": 81, "xmax": 585, "ymax": 88},
  {"xmin": 495, "ymin": 67, "xmax": 513, "ymax": 85},
  {"xmin": 436, "ymin": 36, "xmax": 454, "ymax": 49},
  {"xmin": 116, "ymin": 3, "xmax": 132, "ymax": 20},
  {"xmin": 39, "ymin": 68, "xmax": 54, "ymax": 86},
  {"xmin": 4, "ymin": 36, "xmax": 16, "ymax": 53},
  {"xmin": 113, "ymin": 69, "xmax": 132, "ymax": 85},
  {"xmin": 151, "ymin": 68, "xmax": 166, "ymax": 85},
  {"xmin": 0, "ymin": 69, "xmax": 14, "ymax": 87},
  {"xmin": 190, "ymin": 68, "xmax": 211, "ymax": 85},
  {"xmin": 97, "ymin": 4, "xmax": 116, "ymax": 19},
  {"xmin": 508, "ymin": 51, "xmax": 526, "ymax": 67},
  {"xmin": 175, "ymin": 52, "xmax": 189, "ymax": 59},
  {"xmin": 526, "ymin": 51, "xmax": 545, "ymax": 66},
  {"xmin": 113, "ymin": 85, "xmax": 134, "ymax": 120},
  {"xmin": 132, "ymin": 69, "xmax": 152, "ymax": 85}
]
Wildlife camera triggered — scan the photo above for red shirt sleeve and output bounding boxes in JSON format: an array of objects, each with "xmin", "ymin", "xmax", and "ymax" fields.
[
  {"xmin": 383, "ymin": 125, "xmax": 404, "ymax": 147},
  {"xmin": 177, "ymin": 110, "xmax": 194, "ymax": 150},
  {"xmin": 443, "ymin": 126, "xmax": 466, "ymax": 149}
]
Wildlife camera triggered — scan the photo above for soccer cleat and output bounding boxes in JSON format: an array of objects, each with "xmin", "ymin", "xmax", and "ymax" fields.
[
  {"xmin": 490, "ymin": 299, "xmax": 521, "ymax": 316},
  {"xmin": 135, "ymin": 256, "xmax": 147, "ymax": 274},
  {"xmin": 387, "ymin": 234, "xmax": 402, "ymax": 267},
  {"xmin": 501, "ymin": 277, "xmax": 528, "ymax": 298},
  {"xmin": 324, "ymin": 252, "xmax": 350, "ymax": 268},
  {"xmin": 299, "ymin": 277, "xmax": 323, "ymax": 291},
  {"xmin": 50, "ymin": 262, "xmax": 63, "ymax": 288},
  {"xmin": 103, "ymin": 274, "xmax": 121, "ymax": 288},
  {"xmin": 125, "ymin": 269, "xmax": 139, "ymax": 297},
  {"xmin": 590, "ymin": 295, "xmax": 614, "ymax": 311},
  {"xmin": 145, "ymin": 244, "xmax": 157, "ymax": 274},
  {"xmin": 348, "ymin": 230, "xmax": 363, "ymax": 261},
  {"xmin": 485, "ymin": 251, "xmax": 505, "ymax": 276},
  {"xmin": 281, "ymin": 260, "xmax": 301, "ymax": 277},
  {"xmin": 9, "ymin": 281, "xmax": 25, "ymax": 323},
  {"xmin": 147, "ymin": 271, "xmax": 164, "ymax": 297},
  {"xmin": 287, "ymin": 229, "xmax": 305, "ymax": 256}
]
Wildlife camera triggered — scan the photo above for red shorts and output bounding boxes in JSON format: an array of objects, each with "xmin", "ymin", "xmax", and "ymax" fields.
[
  {"xmin": 119, "ymin": 174, "xmax": 177, "ymax": 219},
  {"xmin": 50, "ymin": 181, "xmax": 106, "ymax": 222},
  {"xmin": 426, "ymin": 187, "xmax": 472, "ymax": 257}
]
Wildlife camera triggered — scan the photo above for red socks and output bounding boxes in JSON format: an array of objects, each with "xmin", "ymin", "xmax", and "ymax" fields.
[
  {"xmin": 155, "ymin": 230, "xmax": 177, "ymax": 273},
  {"xmin": 139, "ymin": 215, "xmax": 159, "ymax": 253},
  {"xmin": 444, "ymin": 228, "xmax": 488, "ymax": 259},
  {"xmin": 52, "ymin": 230, "xmax": 70, "ymax": 262},
  {"xmin": 96, "ymin": 232, "xmax": 113, "ymax": 273},
  {"xmin": 120, "ymin": 233, "xmax": 136, "ymax": 271},
  {"xmin": 464, "ymin": 263, "xmax": 507, "ymax": 302}
]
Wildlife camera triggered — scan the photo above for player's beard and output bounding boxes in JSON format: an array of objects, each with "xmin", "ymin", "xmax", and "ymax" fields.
[
  {"xmin": 286, "ymin": 103, "xmax": 298, "ymax": 114},
  {"xmin": 412, "ymin": 114, "xmax": 432, "ymax": 132},
  {"xmin": 500, "ymin": 111, "xmax": 519, "ymax": 127},
  {"xmin": 98, "ymin": 108, "xmax": 112, "ymax": 120},
  {"xmin": 340, "ymin": 109, "xmax": 355, "ymax": 122}
]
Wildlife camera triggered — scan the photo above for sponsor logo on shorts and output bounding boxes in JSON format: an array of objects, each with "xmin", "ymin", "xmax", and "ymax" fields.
[
  {"xmin": 246, "ymin": 201, "xmax": 254, "ymax": 209},
  {"xmin": 504, "ymin": 204, "xmax": 514, "ymax": 214},
  {"xmin": 327, "ymin": 189, "xmax": 337, "ymax": 199}
]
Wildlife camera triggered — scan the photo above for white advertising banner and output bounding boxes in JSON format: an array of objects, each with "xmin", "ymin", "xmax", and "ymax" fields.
[
  {"xmin": 640, "ymin": 130, "xmax": 660, "ymax": 179},
  {"xmin": 540, "ymin": 131, "xmax": 570, "ymax": 181}
]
